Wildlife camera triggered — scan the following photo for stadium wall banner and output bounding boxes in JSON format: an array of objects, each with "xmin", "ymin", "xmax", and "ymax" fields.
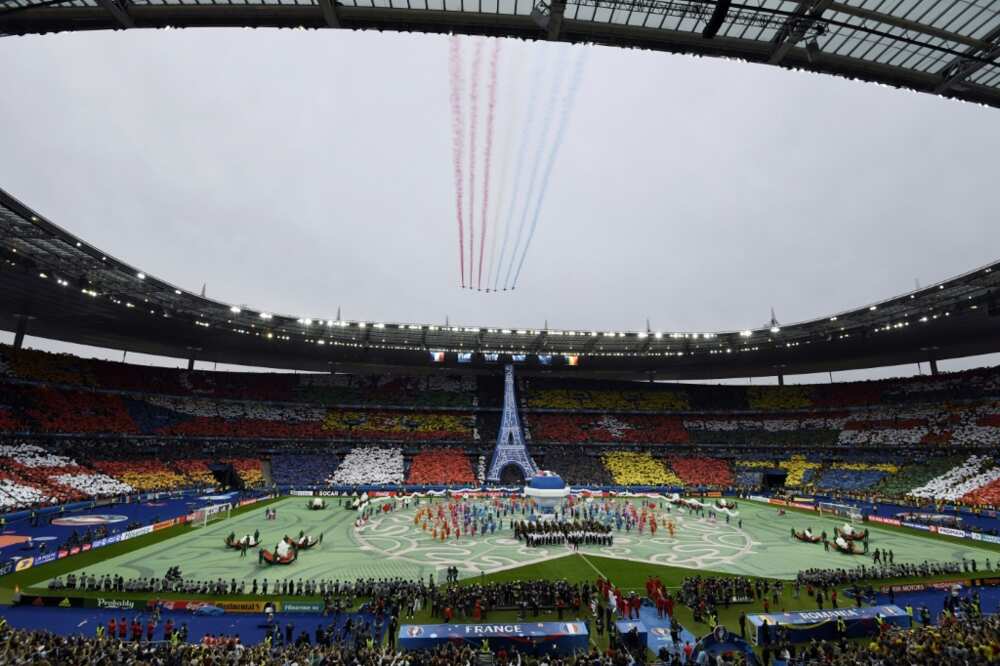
[
  {"xmin": 879, "ymin": 579, "xmax": 971, "ymax": 594},
  {"xmin": 867, "ymin": 516, "xmax": 902, "ymax": 527},
  {"xmin": 17, "ymin": 595, "xmax": 86, "ymax": 608},
  {"xmin": 158, "ymin": 600, "xmax": 267, "ymax": 613},
  {"xmin": 237, "ymin": 494, "xmax": 274, "ymax": 508},
  {"xmin": 971, "ymin": 533, "xmax": 1000, "ymax": 545},
  {"xmin": 937, "ymin": 526, "xmax": 967, "ymax": 538},
  {"xmin": 901, "ymin": 521, "xmax": 932, "ymax": 531},
  {"xmin": 747, "ymin": 606, "xmax": 909, "ymax": 645},
  {"xmin": 86, "ymin": 597, "xmax": 142, "ymax": 611},
  {"xmin": 767, "ymin": 498, "xmax": 817, "ymax": 512},
  {"xmin": 398, "ymin": 622, "xmax": 588, "ymax": 655}
]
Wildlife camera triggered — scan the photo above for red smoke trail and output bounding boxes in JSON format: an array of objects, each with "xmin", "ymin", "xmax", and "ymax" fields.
[
  {"xmin": 477, "ymin": 40, "xmax": 500, "ymax": 291},
  {"xmin": 449, "ymin": 36, "xmax": 466, "ymax": 287},
  {"xmin": 467, "ymin": 39, "xmax": 484, "ymax": 290}
]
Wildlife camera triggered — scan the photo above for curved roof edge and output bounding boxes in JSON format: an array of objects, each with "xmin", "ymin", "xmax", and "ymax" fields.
[
  {"xmin": 2, "ymin": 3, "xmax": 999, "ymax": 110},
  {"xmin": 3, "ymin": 188, "xmax": 1000, "ymax": 380}
]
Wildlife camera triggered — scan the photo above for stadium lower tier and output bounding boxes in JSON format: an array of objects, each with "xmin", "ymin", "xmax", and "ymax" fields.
[{"xmin": 2, "ymin": 437, "xmax": 1000, "ymax": 511}]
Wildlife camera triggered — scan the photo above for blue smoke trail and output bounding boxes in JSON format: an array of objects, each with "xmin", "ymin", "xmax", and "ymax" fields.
[
  {"xmin": 510, "ymin": 49, "xmax": 587, "ymax": 289},
  {"xmin": 502, "ymin": 44, "xmax": 567, "ymax": 291},
  {"xmin": 490, "ymin": 46, "xmax": 550, "ymax": 293}
]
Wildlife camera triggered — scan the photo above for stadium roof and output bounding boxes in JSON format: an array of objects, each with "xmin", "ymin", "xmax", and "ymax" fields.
[
  {"xmin": 2, "ymin": 186, "xmax": 1000, "ymax": 380},
  {"xmin": 2, "ymin": 0, "xmax": 999, "ymax": 109}
]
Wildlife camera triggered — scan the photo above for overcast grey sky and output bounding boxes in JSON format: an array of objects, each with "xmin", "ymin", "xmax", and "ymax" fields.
[{"xmin": 1, "ymin": 29, "xmax": 998, "ymax": 382}]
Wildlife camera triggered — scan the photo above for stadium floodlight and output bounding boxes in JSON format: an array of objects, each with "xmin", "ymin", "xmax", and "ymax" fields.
[
  {"xmin": 137, "ymin": 272, "xmax": 145, "ymax": 280},
  {"xmin": 230, "ymin": 306, "xmax": 241, "ymax": 314},
  {"xmin": 829, "ymin": 316, "xmax": 837, "ymax": 321},
  {"xmin": 304, "ymin": 318, "xmax": 313, "ymax": 326},
  {"xmin": 39, "ymin": 272, "xmax": 47, "ymax": 278},
  {"xmin": 637, "ymin": 332, "xmax": 647, "ymax": 339},
  {"xmin": 869, "ymin": 306, "xmax": 877, "ymax": 311},
  {"xmin": 740, "ymin": 330, "xmax": 752, "ymax": 337},
  {"xmin": 259, "ymin": 312, "xmax": 272, "ymax": 320},
  {"xmin": 770, "ymin": 326, "xmax": 780, "ymax": 333},
  {"xmin": 654, "ymin": 332, "xmax": 663, "ymax": 339}
]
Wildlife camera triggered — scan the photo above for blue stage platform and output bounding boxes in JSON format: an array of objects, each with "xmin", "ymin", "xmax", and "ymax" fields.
[
  {"xmin": 747, "ymin": 605, "xmax": 910, "ymax": 644},
  {"xmin": 397, "ymin": 621, "xmax": 589, "ymax": 655}
]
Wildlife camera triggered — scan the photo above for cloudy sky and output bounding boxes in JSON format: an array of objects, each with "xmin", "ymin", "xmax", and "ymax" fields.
[{"xmin": 1, "ymin": 29, "xmax": 998, "ymax": 381}]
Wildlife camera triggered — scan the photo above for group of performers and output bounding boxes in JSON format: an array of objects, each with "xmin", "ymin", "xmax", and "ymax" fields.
[
  {"xmin": 514, "ymin": 520, "xmax": 614, "ymax": 548},
  {"xmin": 412, "ymin": 497, "xmax": 529, "ymax": 541},
  {"xmin": 406, "ymin": 496, "xmax": 684, "ymax": 545}
]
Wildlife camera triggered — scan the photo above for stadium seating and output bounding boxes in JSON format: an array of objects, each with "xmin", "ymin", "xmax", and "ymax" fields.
[
  {"xmin": 734, "ymin": 469, "xmax": 763, "ymax": 487},
  {"xmin": 25, "ymin": 387, "xmax": 138, "ymax": 435},
  {"xmin": 875, "ymin": 457, "xmax": 961, "ymax": 497},
  {"xmin": 296, "ymin": 374, "xmax": 475, "ymax": 408},
  {"xmin": 667, "ymin": 456, "xmax": 733, "ymax": 487},
  {"xmin": 962, "ymin": 476, "xmax": 1000, "ymax": 506},
  {"xmin": 270, "ymin": 453, "xmax": 341, "ymax": 487},
  {"xmin": 908, "ymin": 455, "xmax": 999, "ymax": 501},
  {"xmin": 524, "ymin": 385, "xmax": 689, "ymax": 411},
  {"xmin": 601, "ymin": 451, "xmax": 682, "ymax": 486},
  {"xmin": 89, "ymin": 460, "xmax": 189, "ymax": 492},
  {"xmin": 0, "ymin": 442, "xmax": 131, "ymax": 502},
  {"xmin": 0, "ymin": 474, "xmax": 51, "ymax": 509},
  {"xmin": 329, "ymin": 446, "xmax": 404, "ymax": 485},
  {"xmin": 746, "ymin": 386, "xmax": 813, "ymax": 410},
  {"xmin": 539, "ymin": 446, "xmax": 612, "ymax": 486},
  {"xmin": 814, "ymin": 468, "xmax": 887, "ymax": 491},
  {"xmin": 528, "ymin": 414, "xmax": 688, "ymax": 444},
  {"xmin": 225, "ymin": 458, "xmax": 265, "ymax": 487},
  {"xmin": 321, "ymin": 411, "xmax": 473, "ymax": 441},
  {"xmin": 172, "ymin": 459, "xmax": 218, "ymax": 486},
  {"xmin": 406, "ymin": 448, "xmax": 476, "ymax": 485}
]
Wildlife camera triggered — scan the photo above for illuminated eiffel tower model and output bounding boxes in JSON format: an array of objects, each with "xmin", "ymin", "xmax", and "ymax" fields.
[{"xmin": 487, "ymin": 364, "xmax": 538, "ymax": 482}]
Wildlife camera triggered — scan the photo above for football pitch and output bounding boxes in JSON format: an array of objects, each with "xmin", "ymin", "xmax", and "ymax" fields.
[{"xmin": 43, "ymin": 497, "xmax": 999, "ymax": 587}]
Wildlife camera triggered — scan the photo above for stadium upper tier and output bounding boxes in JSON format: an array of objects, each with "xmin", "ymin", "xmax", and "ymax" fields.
[
  {"xmin": 1, "ymin": 0, "xmax": 998, "ymax": 110},
  {"xmin": 3, "ymin": 344, "xmax": 1000, "ymax": 451},
  {"xmin": 3, "ymin": 189, "xmax": 1000, "ymax": 380}
]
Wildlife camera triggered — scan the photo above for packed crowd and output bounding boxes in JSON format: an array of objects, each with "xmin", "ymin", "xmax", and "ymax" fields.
[
  {"xmin": 0, "ymin": 625, "xmax": 647, "ymax": 666},
  {"xmin": 784, "ymin": 613, "xmax": 1000, "ymax": 665}
]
